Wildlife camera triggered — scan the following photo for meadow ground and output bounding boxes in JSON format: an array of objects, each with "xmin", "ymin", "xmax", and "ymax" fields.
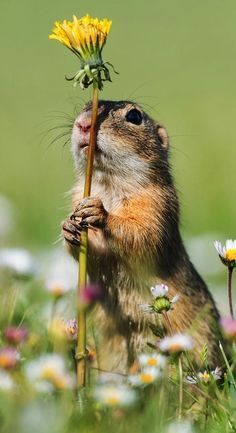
[{"xmin": 0, "ymin": 218, "xmax": 236, "ymax": 433}]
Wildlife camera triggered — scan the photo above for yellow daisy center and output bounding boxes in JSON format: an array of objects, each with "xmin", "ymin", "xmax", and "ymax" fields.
[
  {"xmin": 199, "ymin": 372, "xmax": 210, "ymax": 383},
  {"xmin": 226, "ymin": 249, "xmax": 236, "ymax": 261},
  {"xmin": 50, "ymin": 285, "xmax": 64, "ymax": 297},
  {"xmin": 105, "ymin": 396, "xmax": 120, "ymax": 406},
  {"xmin": 169, "ymin": 343, "xmax": 182, "ymax": 352},
  {"xmin": 147, "ymin": 358, "xmax": 158, "ymax": 366},
  {"xmin": 41, "ymin": 367, "xmax": 67, "ymax": 389},
  {"xmin": 139, "ymin": 373, "xmax": 153, "ymax": 383}
]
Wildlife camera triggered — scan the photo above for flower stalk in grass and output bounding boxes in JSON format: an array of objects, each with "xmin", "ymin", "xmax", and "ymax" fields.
[
  {"xmin": 214, "ymin": 240, "xmax": 236, "ymax": 319},
  {"xmin": 227, "ymin": 266, "xmax": 234, "ymax": 319},
  {"xmin": 139, "ymin": 284, "xmax": 179, "ymax": 335},
  {"xmin": 157, "ymin": 333, "xmax": 194, "ymax": 420},
  {"xmin": 178, "ymin": 355, "xmax": 183, "ymax": 420},
  {"xmin": 49, "ymin": 14, "xmax": 113, "ymax": 388}
]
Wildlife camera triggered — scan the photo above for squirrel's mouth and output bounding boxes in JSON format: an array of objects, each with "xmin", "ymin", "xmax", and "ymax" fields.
[
  {"xmin": 79, "ymin": 142, "xmax": 89, "ymax": 153},
  {"xmin": 79, "ymin": 140, "xmax": 101, "ymax": 155}
]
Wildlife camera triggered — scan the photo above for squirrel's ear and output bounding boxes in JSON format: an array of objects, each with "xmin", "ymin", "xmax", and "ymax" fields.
[{"xmin": 157, "ymin": 126, "xmax": 169, "ymax": 150}]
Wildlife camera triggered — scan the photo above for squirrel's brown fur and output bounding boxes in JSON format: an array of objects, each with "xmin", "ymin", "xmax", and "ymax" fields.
[{"xmin": 62, "ymin": 100, "xmax": 224, "ymax": 372}]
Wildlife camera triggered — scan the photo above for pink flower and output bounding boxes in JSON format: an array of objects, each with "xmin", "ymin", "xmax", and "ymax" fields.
[
  {"xmin": 220, "ymin": 317, "xmax": 236, "ymax": 340},
  {"xmin": 0, "ymin": 347, "xmax": 20, "ymax": 369},
  {"xmin": 4, "ymin": 326, "xmax": 28, "ymax": 345},
  {"xmin": 80, "ymin": 284, "xmax": 101, "ymax": 306}
]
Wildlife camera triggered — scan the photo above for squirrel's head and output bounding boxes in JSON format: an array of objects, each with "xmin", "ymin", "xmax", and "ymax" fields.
[{"xmin": 71, "ymin": 100, "xmax": 171, "ymax": 186}]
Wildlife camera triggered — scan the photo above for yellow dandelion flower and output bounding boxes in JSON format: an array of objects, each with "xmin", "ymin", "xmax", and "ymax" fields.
[{"xmin": 49, "ymin": 14, "xmax": 115, "ymax": 90}]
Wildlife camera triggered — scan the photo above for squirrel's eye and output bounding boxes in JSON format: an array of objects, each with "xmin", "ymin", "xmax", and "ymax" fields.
[{"xmin": 125, "ymin": 109, "xmax": 142, "ymax": 125}]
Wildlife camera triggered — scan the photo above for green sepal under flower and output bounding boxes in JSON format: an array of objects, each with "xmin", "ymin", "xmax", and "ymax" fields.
[
  {"xmin": 140, "ymin": 284, "xmax": 179, "ymax": 315},
  {"xmin": 66, "ymin": 62, "xmax": 113, "ymax": 90},
  {"xmin": 152, "ymin": 297, "xmax": 172, "ymax": 314}
]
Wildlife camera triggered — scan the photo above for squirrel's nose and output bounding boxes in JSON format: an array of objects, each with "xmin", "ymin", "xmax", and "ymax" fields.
[{"xmin": 75, "ymin": 115, "xmax": 91, "ymax": 133}]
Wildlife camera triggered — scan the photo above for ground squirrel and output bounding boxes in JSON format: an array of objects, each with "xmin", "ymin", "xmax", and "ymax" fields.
[{"xmin": 62, "ymin": 100, "xmax": 224, "ymax": 372}]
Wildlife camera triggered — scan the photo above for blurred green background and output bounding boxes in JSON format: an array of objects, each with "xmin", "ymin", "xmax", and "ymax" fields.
[{"xmin": 1, "ymin": 0, "xmax": 236, "ymax": 250}]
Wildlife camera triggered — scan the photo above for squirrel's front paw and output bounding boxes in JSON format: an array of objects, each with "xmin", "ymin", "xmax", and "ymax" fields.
[
  {"xmin": 61, "ymin": 218, "xmax": 81, "ymax": 246},
  {"xmin": 72, "ymin": 197, "xmax": 108, "ymax": 229}
]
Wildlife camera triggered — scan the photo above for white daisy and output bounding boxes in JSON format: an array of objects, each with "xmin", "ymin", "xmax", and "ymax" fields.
[
  {"xmin": 45, "ymin": 279, "xmax": 71, "ymax": 297},
  {"xmin": 0, "ymin": 248, "xmax": 35, "ymax": 276},
  {"xmin": 138, "ymin": 353, "xmax": 166, "ymax": 369},
  {"xmin": 158, "ymin": 333, "xmax": 194, "ymax": 354},
  {"xmin": 129, "ymin": 366, "xmax": 161, "ymax": 387},
  {"xmin": 25, "ymin": 353, "xmax": 74, "ymax": 392},
  {"xmin": 40, "ymin": 249, "xmax": 77, "ymax": 294},
  {"xmin": 93, "ymin": 384, "xmax": 136, "ymax": 407},
  {"xmin": 0, "ymin": 369, "xmax": 14, "ymax": 391},
  {"xmin": 214, "ymin": 239, "xmax": 236, "ymax": 267}
]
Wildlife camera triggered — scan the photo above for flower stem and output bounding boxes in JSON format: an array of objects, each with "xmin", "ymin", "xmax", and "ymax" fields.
[
  {"xmin": 163, "ymin": 311, "xmax": 173, "ymax": 335},
  {"xmin": 178, "ymin": 355, "xmax": 183, "ymax": 420},
  {"xmin": 227, "ymin": 266, "xmax": 234, "ymax": 319},
  {"xmin": 219, "ymin": 341, "xmax": 236, "ymax": 389},
  {"xmin": 76, "ymin": 83, "xmax": 99, "ymax": 389}
]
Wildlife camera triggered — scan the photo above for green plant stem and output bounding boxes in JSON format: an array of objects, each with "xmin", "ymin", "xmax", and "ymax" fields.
[
  {"xmin": 76, "ymin": 83, "xmax": 99, "ymax": 389},
  {"xmin": 178, "ymin": 355, "xmax": 183, "ymax": 420},
  {"xmin": 227, "ymin": 266, "xmax": 234, "ymax": 319},
  {"xmin": 163, "ymin": 311, "xmax": 173, "ymax": 335},
  {"xmin": 219, "ymin": 341, "xmax": 236, "ymax": 389}
]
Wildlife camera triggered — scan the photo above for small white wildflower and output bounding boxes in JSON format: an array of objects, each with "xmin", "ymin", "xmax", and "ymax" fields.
[
  {"xmin": 138, "ymin": 352, "xmax": 166, "ymax": 369},
  {"xmin": 214, "ymin": 239, "xmax": 236, "ymax": 267},
  {"xmin": 166, "ymin": 420, "xmax": 194, "ymax": 433},
  {"xmin": 0, "ymin": 369, "xmax": 14, "ymax": 391},
  {"xmin": 129, "ymin": 366, "xmax": 161, "ymax": 387},
  {"xmin": 25, "ymin": 353, "xmax": 74, "ymax": 392},
  {"xmin": 45, "ymin": 280, "xmax": 71, "ymax": 297},
  {"xmin": 93, "ymin": 384, "xmax": 136, "ymax": 407},
  {"xmin": 211, "ymin": 366, "xmax": 222, "ymax": 381},
  {"xmin": 198, "ymin": 366, "xmax": 222, "ymax": 383},
  {"xmin": 62, "ymin": 319, "xmax": 78, "ymax": 341},
  {"xmin": 151, "ymin": 284, "xmax": 169, "ymax": 298},
  {"xmin": 158, "ymin": 333, "xmax": 194, "ymax": 354},
  {"xmin": 197, "ymin": 371, "xmax": 212, "ymax": 384},
  {"xmin": 40, "ymin": 249, "xmax": 77, "ymax": 293},
  {"xmin": 186, "ymin": 366, "xmax": 222, "ymax": 385},
  {"xmin": 140, "ymin": 284, "xmax": 179, "ymax": 314},
  {"xmin": 0, "ymin": 248, "xmax": 35, "ymax": 276}
]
